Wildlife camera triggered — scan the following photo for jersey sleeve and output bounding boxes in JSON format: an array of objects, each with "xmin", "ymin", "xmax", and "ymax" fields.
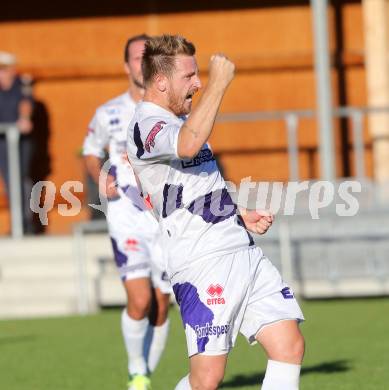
[
  {"xmin": 82, "ymin": 110, "xmax": 109, "ymax": 158},
  {"xmin": 134, "ymin": 118, "xmax": 180, "ymax": 162}
]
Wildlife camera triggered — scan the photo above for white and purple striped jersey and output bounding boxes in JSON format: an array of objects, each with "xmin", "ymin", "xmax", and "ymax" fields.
[
  {"xmin": 127, "ymin": 101, "xmax": 257, "ymax": 277},
  {"xmin": 83, "ymin": 92, "xmax": 146, "ymax": 210}
]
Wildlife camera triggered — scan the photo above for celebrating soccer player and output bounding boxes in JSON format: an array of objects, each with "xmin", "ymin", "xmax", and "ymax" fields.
[
  {"xmin": 83, "ymin": 35, "xmax": 170, "ymax": 390},
  {"xmin": 127, "ymin": 34, "xmax": 305, "ymax": 390}
]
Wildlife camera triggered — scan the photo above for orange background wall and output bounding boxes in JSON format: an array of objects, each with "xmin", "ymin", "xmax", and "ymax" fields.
[{"xmin": 0, "ymin": 1, "xmax": 367, "ymax": 233}]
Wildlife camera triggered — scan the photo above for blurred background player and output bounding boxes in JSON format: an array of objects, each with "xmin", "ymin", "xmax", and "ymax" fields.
[
  {"xmin": 127, "ymin": 35, "xmax": 305, "ymax": 390},
  {"xmin": 82, "ymin": 35, "xmax": 170, "ymax": 390},
  {"xmin": 0, "ymin": 50, "xmax": 36, "ymax": 234}
]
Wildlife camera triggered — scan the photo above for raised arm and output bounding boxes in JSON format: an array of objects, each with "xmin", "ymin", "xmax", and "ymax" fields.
[{"xmin": 177, "ymin": 54, "xmax": 235, "ymax": 159}]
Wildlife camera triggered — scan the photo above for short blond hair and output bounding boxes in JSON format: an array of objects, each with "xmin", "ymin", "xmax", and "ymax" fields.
[{"xmin": 142, "ymin": 35, "xmax": 196, "ymax": 86}]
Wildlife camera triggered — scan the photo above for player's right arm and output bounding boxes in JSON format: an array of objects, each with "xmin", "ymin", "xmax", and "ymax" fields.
[
  {"xmin": 84, "ymin": 154, "xmax": 102, "ymax": 185},
  {"xmin": 84, "ymin": 155, "xmax": 118, "ymax": 199},
  {"xmin": 177, "ymin": 54, "xmax": 235, "ymax": 159},
  {"xmin": 83, "ymin": 111, "xmax": 118, "ymax": 198}
]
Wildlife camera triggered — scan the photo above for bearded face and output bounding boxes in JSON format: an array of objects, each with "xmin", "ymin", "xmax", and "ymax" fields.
[{"xmin": 166, "ymin": 55, "xmax": 201, "ymax": 116}]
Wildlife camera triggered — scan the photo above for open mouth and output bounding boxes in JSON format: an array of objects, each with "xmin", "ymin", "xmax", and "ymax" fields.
[{"xmin": 185, "ymin": 92, "xmax": 194, "ymax": 101}]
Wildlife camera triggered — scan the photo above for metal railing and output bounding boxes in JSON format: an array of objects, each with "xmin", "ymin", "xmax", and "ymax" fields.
[
  {"xmin": 0, "ymin": 123, "xmax": 23, "ymax": 238},
  {"xmin": 2, "ymin": 105, "xmax": 389, "ymax": 239},
  {"xmin": 73, "ymin": 219, "xmax": 108, "ymax": 314},
  {"xmin": 68, "ymin": 106, "xmax": 389, "ymax": 312},
  {"xmin": 72, "ymin": 210, "xmax": 389, "ymax": 314},
  {"xmin": 217, "ymin": 105, "xmax": 389, "ymax": 181}
]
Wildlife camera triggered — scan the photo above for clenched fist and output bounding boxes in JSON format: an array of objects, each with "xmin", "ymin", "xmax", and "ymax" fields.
[
  {"xmin": 240, "ymin": 208, "xmax": 274, "ymax": 235},
  {"xmin": 208, "ymin": 54, "xmax": 235, "ymax": 92}
]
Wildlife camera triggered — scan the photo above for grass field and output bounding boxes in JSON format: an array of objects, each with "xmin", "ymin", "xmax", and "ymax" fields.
[{"xmin": 1, "ymin": 298, "xmax": 388, "ymax": 390}]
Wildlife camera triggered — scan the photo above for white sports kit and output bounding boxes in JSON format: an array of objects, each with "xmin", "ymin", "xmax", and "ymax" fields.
[
  {"xmin": 83, "ymin": 93, "xmax": 170, "ymax": 293},
  {"xmin": 127, "ymin": 101, "xmax": 304, "ymax": 357}
]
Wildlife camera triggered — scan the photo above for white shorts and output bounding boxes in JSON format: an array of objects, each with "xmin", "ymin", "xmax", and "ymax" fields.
[
  {"xmin": 171, "ymin": 247, "xmax": 304, "ymax": 357},
  {"xmin": 106, "ymin": 196, "xmax": 171, "ymax": 294}
]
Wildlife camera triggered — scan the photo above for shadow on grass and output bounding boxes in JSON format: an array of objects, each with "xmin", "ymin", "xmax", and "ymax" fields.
[
  {"xmin": 220, "ymin": 360, "xmax": 351, "ymax": 388},
  {"xmin": 0, "ymin": 335, "xmax": 37, "ymax": 346}
]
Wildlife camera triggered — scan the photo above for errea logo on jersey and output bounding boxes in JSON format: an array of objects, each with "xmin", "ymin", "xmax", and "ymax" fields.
[
  {"xmin": 206, "ymin": 284, "xmax": 225, "ymax": 305},
  {"xmin": 124, "ymin": 239, "xmax": 139, "ymax": 252}
]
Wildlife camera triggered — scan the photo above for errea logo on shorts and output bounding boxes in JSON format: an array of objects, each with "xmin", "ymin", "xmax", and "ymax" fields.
[{"xmin": 206, "ymin": 284, "xmax": 225, "ymax": 305}]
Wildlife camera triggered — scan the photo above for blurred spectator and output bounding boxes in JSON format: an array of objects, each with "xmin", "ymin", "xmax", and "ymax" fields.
[{"xmin": 0, "ymin": 51, "xmax": 36, "ymax": 234}]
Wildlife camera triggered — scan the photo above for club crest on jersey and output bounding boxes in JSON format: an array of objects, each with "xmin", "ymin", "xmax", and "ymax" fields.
[
  {"xmin": 206, "ymin": 284, "xmax": 225, "ymax": 305},
  {"xmin": 145, "ymin": 121, "xmax": 166, "ymax": 152}
]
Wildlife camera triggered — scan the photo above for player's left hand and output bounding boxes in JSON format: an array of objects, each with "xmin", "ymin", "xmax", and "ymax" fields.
[{"xmin": 240, "ymin": 208, "xmax": 274, "ymax": 235}]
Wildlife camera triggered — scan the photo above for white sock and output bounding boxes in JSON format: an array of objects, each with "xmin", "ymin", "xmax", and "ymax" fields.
[
  {"xmin": 175, "ymin": 375, "xmax": 191, "ymax": 390},
  {"xmin": 261, "ymin": 360, "xmax": 301, "ymax": 390},
  {"xmin": 146, "ymin": 319, "xmax": 170, "ymax": 373},
  {"xmin": 121, "ymin": 310, "xmax": 149, "ymax": 376}
]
